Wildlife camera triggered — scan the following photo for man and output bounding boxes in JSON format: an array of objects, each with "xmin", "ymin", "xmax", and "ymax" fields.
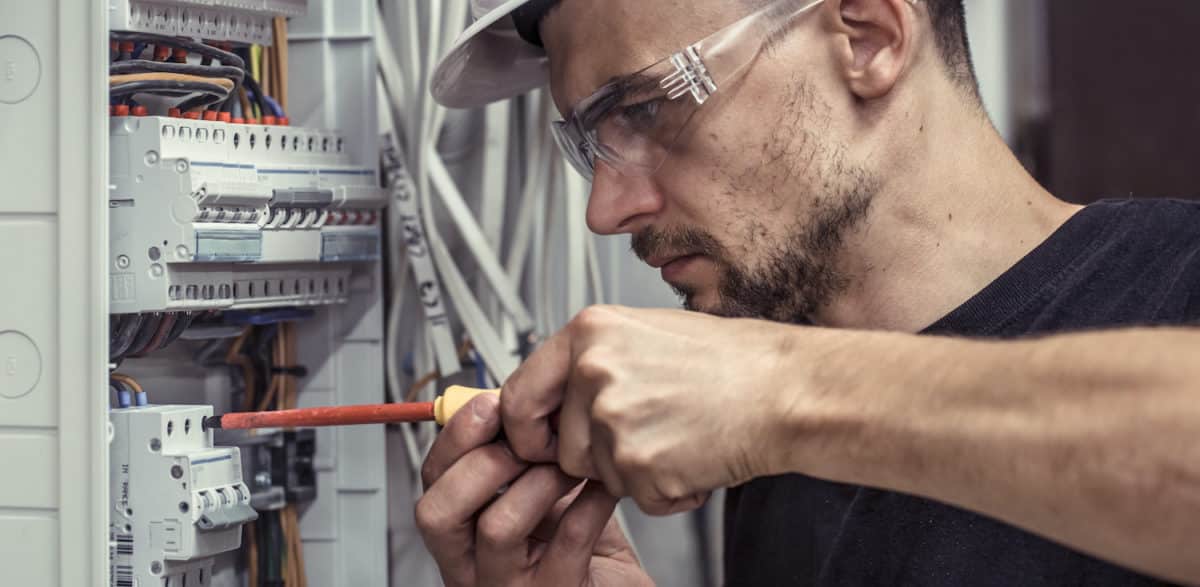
[{"xmin": 417, "ymin": 0, "xmax": 1200, "ymax": 584}]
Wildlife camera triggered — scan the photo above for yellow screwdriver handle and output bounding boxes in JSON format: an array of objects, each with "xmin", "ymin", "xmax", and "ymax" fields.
[{"xmin": 434, "ymin": 386, "xmax": 501, "ymax": 426}]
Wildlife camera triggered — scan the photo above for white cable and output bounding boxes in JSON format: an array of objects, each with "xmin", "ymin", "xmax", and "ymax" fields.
[
  {"xmin": 426, "ymin": 149, "xmax": 535, "ymax": 332},
  {"xmin": 504, "ymin": 94, "xmax": 551, "ymax": 288},
  {"xmin": 586, "ymin": 233, "xmax": 605, "ymax": 305},
  {"xmin": 565, "ymin": 163, "xmax": 588, "ymax": 316},
  {"xmin": 478, "ymin": 101, "xmax": 512, "ymax": 323}
]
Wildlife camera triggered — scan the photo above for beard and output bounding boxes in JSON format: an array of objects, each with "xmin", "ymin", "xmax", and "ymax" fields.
[{"xmin": 631, "ymin": 168, "xmax": 877, "ymax": 324}]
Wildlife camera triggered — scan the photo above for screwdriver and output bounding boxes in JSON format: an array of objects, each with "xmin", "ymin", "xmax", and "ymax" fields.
[{"xmin": 202, "ymin": 386, "xmax": 499, "ymax": 430}]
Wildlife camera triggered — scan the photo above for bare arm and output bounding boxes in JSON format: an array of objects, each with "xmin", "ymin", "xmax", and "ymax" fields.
[{"xmin": 780, "ymin": 327, "xmax": 1200, "ymax": 584}]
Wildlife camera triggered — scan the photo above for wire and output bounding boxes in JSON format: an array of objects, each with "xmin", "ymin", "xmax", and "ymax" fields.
[
  {"xmin": 110, "ymin": 31, "xmax": 245, "ymax": 70},
  {"xmin": 241, "ymin": 74, "xmax": 272, "ymax": 121},
  {"xmin": 160, "ymin": 311, "xmax": 196, "ymax": 350},
  {"xmin": 273, "ymin": 17, "xmax": 290, "ymax": 112},
  {"xmin": 129, "ymin": 312, "xmax": 177, "ymax": 357},
  {"xmin": 110, "ymin": 314, "xmax": 145, "ymax": 361},
  {"xmin": 109, "ymin": 79, "xmax": 232, "ymax": 111},
  {"xmin": 110, "ymin": 373, "xmax": 146, "ymax": 406},
  {"xmin": 109, "ymin": 61, "xmax": 244, "ymax": 85},
  {"xmin": 263, "ymin": 94, "xmax": 286, "ymax": 119}
]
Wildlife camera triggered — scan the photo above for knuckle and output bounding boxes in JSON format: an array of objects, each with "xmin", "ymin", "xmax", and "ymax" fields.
[
  {"xmin": 414, "ymin": 497, "xmax": 446, "ymax": 536},
  {"xmin": 590, "ymin": 395, "xmax": 626, "ymax": 425},
  {"xmin": 556, "ymin": 515, "xmax": 596, "ymax": 550},
  {"xmin": 612, "ymin": 444, "xmax": 653, "ymax": 472},
  {"xmin": 476, "ymin": 509, "xmax": 522, "ymax": 549},
  {"xmin": 573, "ymin": 350, "xmax": 612, "ymax": 383},
  {"xmin": 558, "ymin": 448, "xmax": 593, "ymax": 480},
  {"xmin": 571, "ymin": 305, "xmax": 613, "ymax": 333}
]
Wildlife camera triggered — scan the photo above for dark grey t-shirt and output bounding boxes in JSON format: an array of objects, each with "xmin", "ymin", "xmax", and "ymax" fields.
[{"xmin": 724, "ymin": 199, "xmax": 1200, "ymax": 586}]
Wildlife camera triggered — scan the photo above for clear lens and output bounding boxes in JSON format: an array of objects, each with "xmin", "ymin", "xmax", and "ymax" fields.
[{"xmin": 553, "ymin": 57, "xmax": 703, "ymax": 181}]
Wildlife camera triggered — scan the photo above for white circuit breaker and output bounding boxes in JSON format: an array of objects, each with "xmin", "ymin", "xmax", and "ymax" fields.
[
  {"xmin": 108, "ymin": 114, "xmax": 386, "ymax": 314},
  {"xmin": 110, "ymin": 406, "xmax": 258, "ymax": 587},
  {"xmin": 109, "ymin": 0, "xmax": 308, "ymax": 45}
]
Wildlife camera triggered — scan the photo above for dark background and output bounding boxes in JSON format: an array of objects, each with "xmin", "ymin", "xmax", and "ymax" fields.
[{"xmin": 1037, "ymin": 0, "xmax": 1200, "ymax": 204}]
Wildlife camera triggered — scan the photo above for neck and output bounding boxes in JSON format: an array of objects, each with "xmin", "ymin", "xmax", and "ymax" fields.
[{"xmin": 813, "ymin": 91, "xmax": 1082, "ymax": 332}]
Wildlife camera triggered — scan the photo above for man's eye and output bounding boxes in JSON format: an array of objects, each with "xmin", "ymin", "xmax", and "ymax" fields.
[{"xmin": 614, "ymin": 99, "xmax": 663, "ymax": 131}]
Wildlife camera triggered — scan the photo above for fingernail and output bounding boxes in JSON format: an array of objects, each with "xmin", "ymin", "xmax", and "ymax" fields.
[{"xmin": 473, "ymin": 393, "xmax": 498, "ymax": 420}]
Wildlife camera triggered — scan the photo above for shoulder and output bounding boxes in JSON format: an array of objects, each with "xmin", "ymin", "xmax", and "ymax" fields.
[
  {"xmin": 1090, "ymin": 199, "xmax": 1200, "ymax": 320},
  {"xmin": 1075, "ymin": 199, "xmax": 1200, "ymax": 321}
]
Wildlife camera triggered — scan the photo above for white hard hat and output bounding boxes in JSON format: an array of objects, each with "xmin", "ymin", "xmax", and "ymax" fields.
[{"xmin": 432, "ymin": 0, "xmax": 559, "ymax": 109}]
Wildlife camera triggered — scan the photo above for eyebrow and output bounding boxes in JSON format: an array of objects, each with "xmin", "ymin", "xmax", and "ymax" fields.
[
  {"xmin": 567, "ymin": 69, "xmax": 663, "ymax": 122},
  {"xmin": 605, "ymin": 71, "xmax": 662, "ymax": 96}
]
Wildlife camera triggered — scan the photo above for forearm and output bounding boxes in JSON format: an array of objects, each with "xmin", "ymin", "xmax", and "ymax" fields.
[{"xmin": 780, "ymin": 327, "xmax": 1200, "ymax": 584}]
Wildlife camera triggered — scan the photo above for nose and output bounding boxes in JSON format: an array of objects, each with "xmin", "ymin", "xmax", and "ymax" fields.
[{"xmin": 585, "ymin": 161, "xmax": 665, "ymax": 235}]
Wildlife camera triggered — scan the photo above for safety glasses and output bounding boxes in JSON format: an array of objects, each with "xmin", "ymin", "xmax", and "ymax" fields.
[{"xmin": 550, "ymin": 0, "xmax": 828, "ymax": 181}]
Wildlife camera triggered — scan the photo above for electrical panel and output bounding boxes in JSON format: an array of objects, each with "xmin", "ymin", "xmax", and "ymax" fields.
[
  {"xmin": 108, "ymin": 115, "xmax": 384, "ymax": 315},
  {"xmin": 110, "ymin": 0, "xmax": 308, "ymax": 45}
]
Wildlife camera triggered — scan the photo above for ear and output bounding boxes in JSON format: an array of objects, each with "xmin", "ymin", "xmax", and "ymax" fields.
[{"xmin": 829, "ymin": 0, "xmax": 916, "ymax": 100}]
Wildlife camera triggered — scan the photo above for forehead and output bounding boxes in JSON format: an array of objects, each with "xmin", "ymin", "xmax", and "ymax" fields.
[{"xmin": 540, "ymin": 0, "xmax": 735, "ymax": 114}]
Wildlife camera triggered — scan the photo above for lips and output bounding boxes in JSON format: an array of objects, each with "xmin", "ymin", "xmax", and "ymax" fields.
[
  {"xmin": 645, "ymin": 252, "xmax": 694, "ymax": 269},
  {"xmin": 659, "ymin": 254, "xmax": 704, "ymax": 283}
]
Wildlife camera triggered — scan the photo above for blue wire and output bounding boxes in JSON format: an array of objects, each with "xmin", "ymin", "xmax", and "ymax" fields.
[
  {"xmin": 112, "ymin": 382, "xmax": 132, "ymax": 409},
  {"xmin": 473, "ymin": 351, "xmax": 488, "ymax": 389},
  {"xmin": 262, "ymin": 94, "xmax": 286, "ymax": 118},
  {"xmin": 135, "ymin": 390, "xmax": 149, "ymax": 407}
]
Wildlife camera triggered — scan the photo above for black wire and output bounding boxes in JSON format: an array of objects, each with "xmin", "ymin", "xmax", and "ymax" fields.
[
  {"xmin": 109, "ymin": 60, "xmax": 244, "ymax": 88},
  {"xmin": 110, "ymin": 79, "xmax": 230, "ymax": 99},
  {"xmin": 157, "ymin": 311, "xmax": 197, "ymax": 352},
  {"xmin": 109, "ymin": 31, "xmax": 245, "ymax": 70},
  {"xmin": 241, "ymin": 74, "xmax": 272, "ymax": 120},
  {"xmin": 123, "ymin": 313, "xmax": 162, "ymax": 358},
  {"xmin": 110, "ymin": 80, "xmax": 231, "ymax": 111},
  {"xmin": 110, "ymin": 314, "xmax": 147, "ymax": 361}
]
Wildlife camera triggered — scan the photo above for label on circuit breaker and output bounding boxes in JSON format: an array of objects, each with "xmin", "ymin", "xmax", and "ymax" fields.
[
  {"xmin": 321, "ymin": 231, "xmax": 382, "ymax": 262},
  {"xmin": 109, "ymin": 530, "xmax": 134, "ymax": 587},
  {"xmin": 194, "ymin": 229, "xmax": 263, "ymax": 262}
]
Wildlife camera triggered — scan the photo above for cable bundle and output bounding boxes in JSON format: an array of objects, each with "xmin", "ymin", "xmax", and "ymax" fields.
[{"xmin": 108, "ymin": 28, "xmax": 289, "ymax": 122}]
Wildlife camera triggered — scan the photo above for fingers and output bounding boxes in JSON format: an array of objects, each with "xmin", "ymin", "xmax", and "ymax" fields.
[
  {"xmin": 415, "ymin": 443, "xmax": 528, "ymax": 585},
  {"xmin": 637, "ymin": 491, "xmax": 710, "ymax": 517},
  {"xmin": 556, "ymin": 370, "xmax": 599, "ymax": 480},
  {"xmin": 422, "ymin": 393, "xmax": 502, "ymax": 490},
  {"xmin": 535, "ymin": 481, "xmax": 620, "ymax": 584},
  {"xmin": 588, "ymin": 426, "xmax": 626, "ymax": 497},
  {"xmin": 502, "ymin": 329, "xmax": 572, "ymax": 462},
  {"xmin": 475, "ymin": 466, "xmax": 581, "ymax": 580}
]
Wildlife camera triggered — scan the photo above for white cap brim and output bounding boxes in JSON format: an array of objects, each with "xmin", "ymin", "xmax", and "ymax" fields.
[{"xmin": 432, "ymin": 0, "xmax": 551, "ymax": 109}]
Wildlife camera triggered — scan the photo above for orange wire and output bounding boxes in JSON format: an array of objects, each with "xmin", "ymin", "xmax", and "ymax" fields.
[{"xmin": 109, "ymin": 373, "xmax": 143, "ymax": 394}]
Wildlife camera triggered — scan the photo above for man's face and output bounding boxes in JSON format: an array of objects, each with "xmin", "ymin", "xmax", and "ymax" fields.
[{"xmin": 543, "ymin": 0, "xmax": 879, "ymax": 323}]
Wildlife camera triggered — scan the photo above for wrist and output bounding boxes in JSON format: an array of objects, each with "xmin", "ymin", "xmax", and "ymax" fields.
[{"xmin": 764, "ymin": 326, "xmax": 915, "ymax": 484}]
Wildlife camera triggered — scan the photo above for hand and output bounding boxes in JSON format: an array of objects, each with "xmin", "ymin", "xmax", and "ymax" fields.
[
  {"xmin": 502, "ymin": 306, "xmax": 800, "ymax": 515},
  {"xmin": 415, "ymin": 393, "xmax": 652, "ymax": 587}
]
